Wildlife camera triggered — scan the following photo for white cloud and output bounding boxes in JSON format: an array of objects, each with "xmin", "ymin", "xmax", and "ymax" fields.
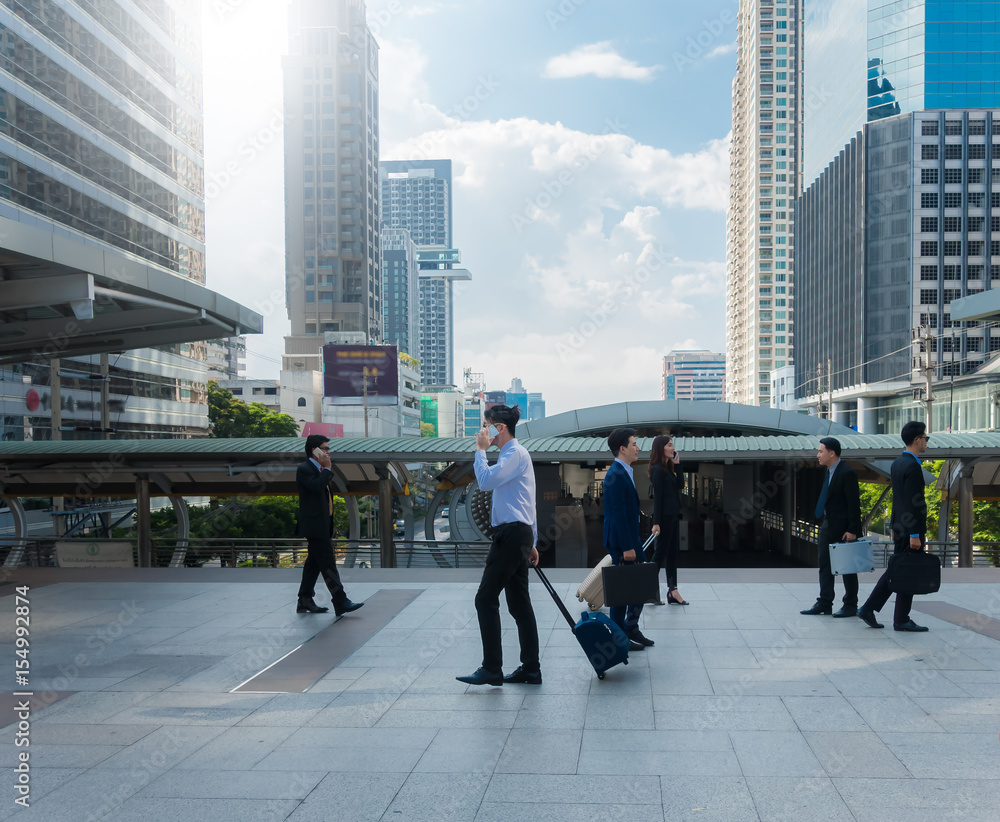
[
  {"xmin": 542, "ymin": 42, "xmax": 661, "ymax": 82},
  {"xmin": 707, "ymin": 41, "xmax": 737, "ymax": 59}
]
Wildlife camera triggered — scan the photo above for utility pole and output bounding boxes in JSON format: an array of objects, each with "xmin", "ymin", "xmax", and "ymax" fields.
[
  {"xmin": 827, "ymin": 357, "xmax": 833, "ymax": 424},
  {"xmin": 361, "ymin": 366, "xmax": 376, "ymax": 438},
  {"xmin": 817, "ymin": 362, "xmax": 825, "ymax": 418},
  {"xmin": 914, "ymin": 325, "xmax": 935, "ymax": 433}
]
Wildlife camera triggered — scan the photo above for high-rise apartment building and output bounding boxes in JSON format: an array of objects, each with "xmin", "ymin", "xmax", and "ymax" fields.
[
  {"xmin": 0, "ymin": 0, "xmax": 258, "ymax": 439},
  {"xmin": 381, "ymin": 228, "xmax": 420, "ymax": 357},
  {"xmin": 662, "ymin": 350, "xmax": 726, "ymax": 402},
  {"xmin": 726, "ymin": 0, "xmax": 802, "ymax": 406},
  {"xmin": 283, "ymin": 0, "xmax": 381, "ymax": 374},
  {"xmin": 380, "ymin": 160, "xmax": 470, "ymax": 386}
]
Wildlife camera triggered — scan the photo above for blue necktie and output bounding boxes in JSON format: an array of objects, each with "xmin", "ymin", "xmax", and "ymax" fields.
[{"xmin": 815, "ymin": 471, "xmax": 831, "ymax": 519}]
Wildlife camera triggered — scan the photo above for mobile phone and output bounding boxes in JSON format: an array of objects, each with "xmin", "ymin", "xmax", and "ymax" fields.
[{"xmin": 312, "ymin": 447, "xmax": 325, "ymax": 460}]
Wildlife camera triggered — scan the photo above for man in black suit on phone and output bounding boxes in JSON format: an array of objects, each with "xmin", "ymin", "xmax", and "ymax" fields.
[
  {"xmin": 801, "ymin": 437, "xmax": 863, "ymax": 618},
  {"xmin": 295, "ymin": 434, "xmax": 363, "ymax": 615},
  {"xmin": 858, "ymin": 420, "xmax": 930, "ymax": 632}
]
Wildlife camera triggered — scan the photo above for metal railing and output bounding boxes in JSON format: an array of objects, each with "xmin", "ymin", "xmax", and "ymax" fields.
[{"xmin": 0, "ymin": 537, "xmax": 492, "ymax": 570}]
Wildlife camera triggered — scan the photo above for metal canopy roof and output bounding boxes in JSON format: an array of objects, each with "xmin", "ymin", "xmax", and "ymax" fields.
[
  {"xmin": 2, "ymin": 433, "xmax": 999, "ymax": 497},
  {"xmin": 0, "ymin": 215, "xmax": 263, "ymax": 364},
  {"xmin": 516, "ymin": 400, "xmax": 857, "ymax": 438}
]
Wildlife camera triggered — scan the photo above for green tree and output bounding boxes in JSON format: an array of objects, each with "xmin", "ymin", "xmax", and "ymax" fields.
[
  {"xmin": 420, "ymin": 421, "xmax": 436, "ymax": 438},
  {"xmin": 207, "ymin": 380, "xmax": 299, "ymax": 437}
]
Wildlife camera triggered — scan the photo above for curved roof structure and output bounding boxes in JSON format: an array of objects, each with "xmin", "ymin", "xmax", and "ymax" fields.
[{"xmin": 516, "ymin": 400, "xmax": 856, "ymax": 439}]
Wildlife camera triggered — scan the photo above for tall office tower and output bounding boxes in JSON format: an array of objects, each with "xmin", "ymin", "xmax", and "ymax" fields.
[
  {"xmin": 661, "ymin": 350, "xmax": 727, "ymax": 401},
  {"xmin": 283, "ymin": 0, "xmax": 381, "ymax": 374},
  {"xmin": 380, "ymin": 159, "xmax": 470, "ymax": 386},
  {"xmin": 725, "ymin": 0, "xmax": 803, "ymax": 406},
  {"xmin": 795, "ymin": 2, "xmax": 1000, "ymax": 432},
  {"xmin": 0, "ymin": 0, "xmax": 256, "ymax": 438},
  {"xmin": 381, "ymin": 228, "xmax": 420, "ymax": 357}
]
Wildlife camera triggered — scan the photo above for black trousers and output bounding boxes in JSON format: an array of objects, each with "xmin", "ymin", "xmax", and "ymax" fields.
[
  {"xmin": 652, "ymin": 515, "xmax": 680, "ymax": 590},
  {"xmin": 474, "ymin": 522, "xmax": 539, "ymax": 674},
  {"xmin": 863, "ymin": 535, "xmax": 923, "ymax": 625},
  {"xmin": 816, "ymin": 524, "xmax": 859, "ymax": 607},
  {"xmin": 297, "ymin": 537, "xmax": 346, "ymax": 604}
]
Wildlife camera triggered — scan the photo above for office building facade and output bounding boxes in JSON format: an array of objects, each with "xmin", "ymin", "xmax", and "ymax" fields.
[
  {"xmin": 381, "ymin": 228, "xmax": 420, "ymax": 357},
  {"xmin": 662, "ymin": 350, "xmax": 727, "ymax": 402},
  {"xmin": 0, "ymin": 0, "xmax": 235, "ymax": 438},
  {"xmin": 726, "ymin": 0, "xmax": 802, "ymax": 406},
  {"xmin": 283, "ymin": 0, "xmax": 381, "ymax": 374}
]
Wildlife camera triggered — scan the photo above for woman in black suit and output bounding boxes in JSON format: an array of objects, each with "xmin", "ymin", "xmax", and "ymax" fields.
[{"xmin": 649, "ymin": 434, "xmax": 688, "ymax": 605}]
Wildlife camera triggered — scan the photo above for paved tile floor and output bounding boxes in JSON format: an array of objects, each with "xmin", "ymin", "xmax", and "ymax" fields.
[{"xmin": 2, "ymin": 568, "xmax": 1000, "ymax": 821}]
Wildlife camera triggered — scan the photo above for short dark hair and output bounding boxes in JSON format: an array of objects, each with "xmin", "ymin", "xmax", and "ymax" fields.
[
  {"xmin": 900, "ymin": 420, "xmax": 926, "ymax": 445},
  {"xmin": 608, "ymin": 427, "xmax": 636, "ymax": 457},
  {"xmin": 485, "ymin": 404, "xmax": 520, "ymax": 436},
  {"xmin": 819, "ymin": 436, "xmax": 841, "ymax": 457},
  {"xmin": 305, "ymin": 434, "xmax": 329, "ymax": 456}
]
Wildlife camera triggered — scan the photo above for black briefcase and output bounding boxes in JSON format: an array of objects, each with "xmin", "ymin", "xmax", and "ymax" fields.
[
  {"xmin": 887, "ymin": 549, "xmax": 941, "ymax": 595},
  {"xmin": 602, "ymin": 562, "xmax": 660, "ymax": 608}
]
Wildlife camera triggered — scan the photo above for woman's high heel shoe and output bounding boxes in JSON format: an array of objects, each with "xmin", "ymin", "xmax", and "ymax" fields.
[{"xmin": 668, "ymin": 589, "xmax": 689, "ymax": 606}]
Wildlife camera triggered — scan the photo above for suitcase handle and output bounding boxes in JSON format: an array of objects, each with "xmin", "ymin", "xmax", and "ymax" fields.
[{"xmin": 532, "ymin": 564, "xmax": 578, "ymax": 631}]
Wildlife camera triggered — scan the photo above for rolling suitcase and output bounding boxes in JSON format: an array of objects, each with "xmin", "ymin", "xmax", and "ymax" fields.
[
  {"xmin": 887, "ymin": 549, "xmax": 942, "ymax": 595},
  {"xmin": 534, "ymin": 564, "xmax": 629, "ymax": 680},
  {"xmin": 576, "ymin": 554, "xmax": 612, "ymax": 610},
  {"xmin": 829, "ymin": 539, "xmax": 875, "ymax": 575}
]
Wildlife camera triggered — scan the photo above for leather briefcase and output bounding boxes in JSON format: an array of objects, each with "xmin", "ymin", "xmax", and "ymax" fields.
[
  {"xmin": 887, "ymin": 549, "xmax": 941, "ymax": 595},
  {"xmin": 602, "ymin": 562, "xmax": 660, "ymax": 608}
]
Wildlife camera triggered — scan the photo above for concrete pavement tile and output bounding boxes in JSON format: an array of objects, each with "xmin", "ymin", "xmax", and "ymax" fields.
[
  {"xmin": 652, "ymin": 694, "xmax": 786, "ymax": 713},
  {"xmin": 923, "ymin": 711, "xmax": 1000, "ymax": 733},
  {"xmin": 745, "ymin": 777, "xmax": 855, "ymax": 821},
  {"xmin": 878, "ymin": 731, "xmax": 1000, "ymax": 778},
  {"xmin": 0, "ymin": 767, "xmax": 82, "ymax": 812},
  {"xmin": 344, "ymin": 667, "xmax": 420, "ymax": 693},
  {"xmin": 514, "ymin": 694, "xmax": 588, "ymax": 729},
  {"xmin": 98, "ymin": 798, "xmax": 299, "ymax": 822},
  {"xmin": 11, "ymin": 768, "xmax": 160, "ymax": 822},
  {"xmin": 25, "ymin": 723, "xmax": 160, "ymax": 746},
  {"xmin": 92, "ymin": 726, "xmax": 227, "ymax": 773},
  {"xmin": 236, "ymin": 692, "xmax": 339, "ymax": 726},
  {"xmin": 846, "ymin": 697, "xmax": 946, "ymax": 733},
  {"xmin": 585, "ymin": 729, "xmax": 732, "ymax": 752},
  {"xmin": 256, "ymin": 744, "xmax": 426, "ymax": 772},
  {"xmin": 655, "ymin": 709, "xmax": 798, "ymax": 731},
  {"xmin": 912, "ymin": 695, "xmax": 1000, "ymax": 714},
  {"xmin": 495, "ymin": 728, "xmax": 582, "ymax": 774},
  {"xmin": 402, "ymin": 668, "xmax": 474, "ymax": 693},
  {"xmin": 730, "ymin": 731, "xmax": 826, "ymax": 777},
  {"xmin": 881, "ymin": 667, "xmax": 973, "ymax": 698},
  {"xmin": 174, "ymin": 725, "xmax": 296, "ymax": 770},
  {"xmin": 589, "ymin": 667, "xmax": 650, "ymax": 695},
  {"xmin": 138, "ymin": 769, "xmax": 326, "ymax": 799},
  {"xmin": 392, "ymin": 693, "xmax": 524, "ymax": 712},
  {"xmin": 383, "ymin": 772, "xmax": 491, "ymax": 821},
  {"xmin": 693, "ymin": 630, "xmax": 747, "ymax": 648},
  {"xmin": 30, "ymin": 691, "xmax": 151, "ymax": 725},
  {"xmin": 834, "ymin": 777, "xmax": 1000, "ymax": 822},
  {"xmin": 0, "ymin": 742, "xmax": 120, "ymax": 769},
  {"xmin": 483, "ymin": 773, "xmax": 661, "ymax": 804},
  {"xmin": 413, "ymin": 727, "xmax": 509, "ymax": 773},
  {"xmin": 284, "ymin": 726, "xmax": 436, "ymax": 749},
  {"xmin": 780, "ymin": 696, "xmax": 869, "ymax": 732},
  {"xmin": 707, "ymin": 669, "xmax": 840, "ymax": 697},
  {"xmin": 584, "ymin": 695, "xmax": 654, "ymax": 730},
  {"xmin": 660, "ymin": 776, "xmax": 759, "ymax": 821},
  {"xmin": 311, "ymin": 692, "xmax": 399, "ymax": 727},
  {"xmin": 802, "ymin": 730, "xmax": 910, "ymax": 778},
  {"xmin": 376, "ymin": 708, "xmax": 518, "ymax": 728},
  {"xmin": 104, "ymin": 691, "xmax": 272, "ymax": 725},
  {"xmin": 648, "ymin": 667, "xmax": 716, "ymax": 696},
  {"xmin": 475, "ymin": 802, "xmax": 664, "ymax": 822},
  {"xmin": 824, "ymin": 667, "xmax": 905, "ymax": 697},
  {"xmin": 577, "ymin": 748, "xmax": 741, "ymax": 777},
  {"xmin": 698, "ymin": 647, "xmax": 762, "ymax": 669}
]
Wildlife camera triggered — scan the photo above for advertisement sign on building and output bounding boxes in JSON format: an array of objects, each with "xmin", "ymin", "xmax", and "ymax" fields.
[{"xmin": 323, "ymin": 345, "xmax": 399, "ymax": 406}]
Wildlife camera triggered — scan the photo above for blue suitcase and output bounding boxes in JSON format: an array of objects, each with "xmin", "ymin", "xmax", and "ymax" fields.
[{"xmin": 533, "ymin": 565, "xmax": 629, "ymax": 679}]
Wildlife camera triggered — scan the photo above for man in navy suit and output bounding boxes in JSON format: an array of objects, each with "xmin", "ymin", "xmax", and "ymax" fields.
[
  {"xmin": 603, "ymin": 428, "xmax": 653, "ymax": 650},
  {"xmin": 295, "ymin": 434, "xmax": 363, "ymax": 616}
]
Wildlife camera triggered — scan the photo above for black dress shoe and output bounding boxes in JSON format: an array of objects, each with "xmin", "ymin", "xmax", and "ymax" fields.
[
  {"xmin": 832, "ymin": 606, "xmax": 858, "ymax": 618},
  {"xmin": 334, "ymin": 599, "xmax": 364, "ymax": 616},
  {"xmin": 456, "ymin": 667, "xmax": 503, "ymax": 686},
  {"xmin": 503, "ymin": 666, "xmax": 542, "ymax": 685},
  {"xmin": 628, "ymin": 639, "xmax": 645, "ymax": 652},
  {"xmin": 296, "ymin": 598, "xmax": 329, "ymax": 613},
  {"xmin": 800, "ymin": 603, "xmax": 833, "ymax": 615},
  {"xmin": 627, "ymin": 630, "xmax": 655, "ymax": 647},
  {"xmin": 894, "ymin": 619, "xmax": 929, "ymax": 632},
  {"xmin": 857, "ymin": 605, "xmax": 884, "ymax": 629}
]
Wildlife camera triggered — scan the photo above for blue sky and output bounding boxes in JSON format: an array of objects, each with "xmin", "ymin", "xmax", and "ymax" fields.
[{"xmin": 202, "ymin": 0, "xmax": 739, "ymax": 415}]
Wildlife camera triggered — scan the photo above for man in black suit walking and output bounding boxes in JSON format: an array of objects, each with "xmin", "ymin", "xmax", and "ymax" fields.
[
  {"xmin": 295, "ymin": 434, "xmax": 363, "ymax": 616},
  {"xmin": 801, "ymin": 437, "xmax": 863, "ymax": 618},
  {"xmin": 858, "ymin": 420, "xmax": 930, "ymax": 632}
]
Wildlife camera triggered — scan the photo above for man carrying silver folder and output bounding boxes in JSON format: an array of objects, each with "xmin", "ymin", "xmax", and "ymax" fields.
[{"xmin": 801, "ymin": 437, "xmax": 863, "ymax": 618}]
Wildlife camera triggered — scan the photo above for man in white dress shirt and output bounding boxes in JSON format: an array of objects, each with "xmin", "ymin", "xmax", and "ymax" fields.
[{"xmin": 456, "ymin": 404, "xmax": 541, "ymax": 687}]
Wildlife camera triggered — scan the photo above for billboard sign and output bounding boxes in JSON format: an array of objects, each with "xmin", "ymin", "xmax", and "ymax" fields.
[{"xmin": 323, "ymin": 345, "xmax": 398, "ymax": 406}]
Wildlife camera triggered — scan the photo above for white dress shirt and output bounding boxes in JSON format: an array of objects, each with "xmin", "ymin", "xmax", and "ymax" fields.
[{"xmin": 474, "ymin": 439, "xmax": 538, "ymax": 546}]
